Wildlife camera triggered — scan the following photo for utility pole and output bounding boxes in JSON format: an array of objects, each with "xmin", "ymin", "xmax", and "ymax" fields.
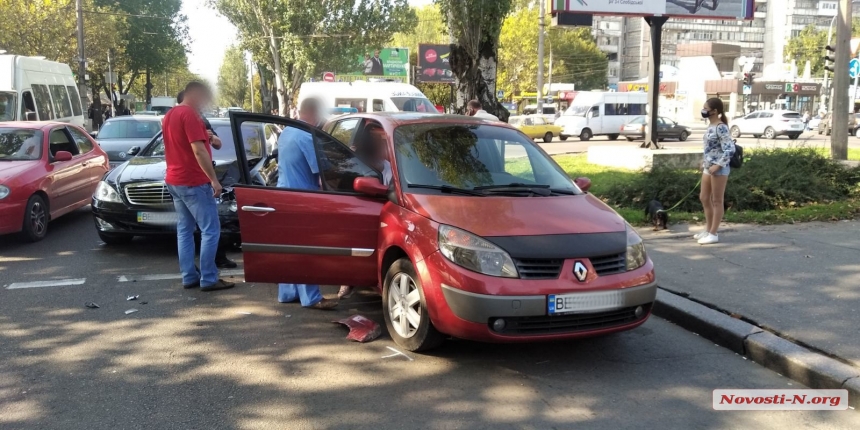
[
  {"xmin": 537, "ymin": 0, "xmax": 546, "ymax": 113},
  {"xmin": 250, "ymin": 61, "xmax": 255, "ymax": 112},
  {"xmin": 75, "ymin": 0, "xmax": 89, "ymax": 127},
  {"xmin": 832, "ymin": 0, "xmax": 852, "ymax": 160}
]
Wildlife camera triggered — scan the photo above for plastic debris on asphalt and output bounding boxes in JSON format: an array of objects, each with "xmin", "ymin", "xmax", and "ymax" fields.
[
  {"xmin": 333, "ymin": 314, "xmax": 382, "ymax": 343},
  {"xmin": 126, "ymin": 295, "xmax": 139, "ymax": 301},
  {"xmin": 237, "ymin": 311, "xmax": 252, "ymax": 315},
  {"xmin": 124, "ymin": 309, "xmax": 139, "ymax": 315},
  {"xmin": 381, "ymin": 346, "xmax": 414, "ymax": 361},
  {"xmin": 85, "ymin": 302, "xmax": 100, "ymax": 309}
]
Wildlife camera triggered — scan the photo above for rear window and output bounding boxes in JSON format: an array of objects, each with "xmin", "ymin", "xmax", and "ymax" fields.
[
  {"xmin": 782, "ymin": 113, "xmax": 802, "ymax": 119},
  {"xmin": 99, "ymin": 119, "xmax": 161, "ymax": 139}
]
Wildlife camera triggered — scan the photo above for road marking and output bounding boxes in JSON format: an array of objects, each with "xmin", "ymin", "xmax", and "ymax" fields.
[
  {"xmin": 117, "ymin": 269, "xmax": 244, "ymax": 283},
  {"xmin": 5, "ymin": 278, "xmax": 87, "ymax": 290}
]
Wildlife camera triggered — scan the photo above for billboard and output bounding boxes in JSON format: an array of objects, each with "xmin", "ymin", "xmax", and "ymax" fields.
[
  {"xmin": 417, "ymin": 44, "xmax": 454, "ymax": 83},
  {"xmin": 354, "ymin": 48, "xmax": 408, "ymax": 78},
  {"xmin": 549, "ymin": 0, "xmax": 755, "ymax": 20}
]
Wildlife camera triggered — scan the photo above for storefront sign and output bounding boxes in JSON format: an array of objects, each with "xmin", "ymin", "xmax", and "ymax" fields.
[
  {"xmin": 619, "ymin": 82, "xmax": 674, "ymax": 93},
  {"xmin": 753, "ymin": 82, "xmax": 820, "ymax": 95},
  {"xmin": 549, "ymin": 0, "xmax": 754, "ymax": 20}
]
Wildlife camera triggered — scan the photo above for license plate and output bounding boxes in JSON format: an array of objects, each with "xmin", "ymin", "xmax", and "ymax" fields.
[
  {"xmin": 791, "ymin": 124, "xmax": 802, "ymax": 129},
  {"xmin": 548, "ymin": 291, "xmax": 625, "ymax": 315},
  {"xmin": 137, "ymin": 211, "xmax": 177, "ymax": 225}
]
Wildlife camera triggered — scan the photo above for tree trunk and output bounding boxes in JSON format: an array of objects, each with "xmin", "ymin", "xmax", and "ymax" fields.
[{"xmin": 448, "ymin": 41, "xmax": 509, "ymax": 122}]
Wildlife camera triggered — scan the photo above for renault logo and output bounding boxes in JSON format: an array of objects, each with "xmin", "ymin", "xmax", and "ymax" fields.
[{"xmin": 573, "ymin": 261, "xmax": 588, "ymax": 282}]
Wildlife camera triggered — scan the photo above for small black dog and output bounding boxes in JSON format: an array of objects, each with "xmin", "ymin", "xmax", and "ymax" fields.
[{"xmin": 646, "ymin": 200, "xmax": 668, "ymax": 231}]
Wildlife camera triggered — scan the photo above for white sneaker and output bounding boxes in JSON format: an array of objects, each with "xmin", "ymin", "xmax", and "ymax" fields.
[
  {"xmin": 693, "ymin": 231, "xmax": 709, "ymax": 240},
  {"xmin": 697, "ymin": 233, "xmax": 719, "ymax": 245}
]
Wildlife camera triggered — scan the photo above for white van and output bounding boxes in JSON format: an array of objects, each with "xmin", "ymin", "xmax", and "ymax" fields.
[
  {"xmin": 0, "ymin": 55, "xmax": 85, "ymax": 127},
  {"xmin": 297, "ymin": 81, "xmax": 436, "ymax": 118},
  {"xmin": 555, "ymin": 91, "xmax": 647, "ymax": 141}
]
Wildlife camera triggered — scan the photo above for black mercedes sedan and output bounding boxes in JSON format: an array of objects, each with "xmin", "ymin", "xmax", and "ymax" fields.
[{"xmin": 91, "ymin": 118, "xmax": 280, "ymax": 245}]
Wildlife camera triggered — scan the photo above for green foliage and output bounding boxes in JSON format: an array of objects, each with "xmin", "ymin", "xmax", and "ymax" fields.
[
  {"xmin": 785, "ymin": 25, "xmax": 827, "ymax": 77},
  {"xmin": 391, "ymin": 4, "xmax": 448, "ymax": 49},
  {"xmin": 217, "ymin": 45, "xmax": 249, "ymax": 108}
]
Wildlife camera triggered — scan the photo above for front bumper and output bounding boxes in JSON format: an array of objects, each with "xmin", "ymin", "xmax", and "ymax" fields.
[
  {"xmin": 91, "ymin": 198, "xmax": 241, "ymax": 238},
  {"xmin": 0, "ymin": 199, "xmax": 27, "ymax": 235}
]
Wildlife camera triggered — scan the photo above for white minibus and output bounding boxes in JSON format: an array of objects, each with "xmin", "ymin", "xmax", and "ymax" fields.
[
  {"xmin": 554, "ymin": 91, "xmax": 647, "ymax": 141},
  {"xmin": 297, "ymin": 81, "xmax": 436, "ymax": 119},
  {"xmin": 0, "ymin": 55, "xmax": 85, "ymax": 127}
]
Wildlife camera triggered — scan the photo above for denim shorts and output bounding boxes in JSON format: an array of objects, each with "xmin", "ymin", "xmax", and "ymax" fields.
[{"xmin": 704, "ymin": 165, "xmax": 730, "ymax": 176}]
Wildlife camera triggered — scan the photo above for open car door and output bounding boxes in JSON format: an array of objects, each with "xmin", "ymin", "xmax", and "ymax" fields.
[{"xmin": 228, "ymin": 112, "xmax": 384, "ymax": 287}]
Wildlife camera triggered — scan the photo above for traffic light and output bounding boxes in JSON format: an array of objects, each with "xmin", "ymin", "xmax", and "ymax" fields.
[
  {"xmin": 743, "ymin": 73, "xmax": 754, "ymax": 85},
  {"xmin": 824, "ymin": 45, "xmax": 837, "ymax": 73}
]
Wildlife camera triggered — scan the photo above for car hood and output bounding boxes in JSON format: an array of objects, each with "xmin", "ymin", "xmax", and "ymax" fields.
[
  {"xmin": 403, "ymin": 192, "xmax": 626, "ymax": 236},
  {"xmin": 0, "ymin": 160, "xmax": 40, "ymax": 182},
  {"xmin": 109, "ymin": 157, "xmax": 243, "ymax": 187}
]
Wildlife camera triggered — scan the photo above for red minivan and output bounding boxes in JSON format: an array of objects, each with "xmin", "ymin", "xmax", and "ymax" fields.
[{"xmin": 228, "ymin": 112, "xmax": 656, "ymax": 351}]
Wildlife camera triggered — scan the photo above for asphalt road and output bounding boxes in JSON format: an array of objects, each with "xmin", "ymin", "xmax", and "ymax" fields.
[{"xmin": 2, "ymin": 210, "xmax": 859, "ymax": 429}]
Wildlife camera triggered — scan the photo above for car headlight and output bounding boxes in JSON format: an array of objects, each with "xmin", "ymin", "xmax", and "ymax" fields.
[
  {"xmin": 94, "ymin": 181, "xmax": 122, "ymax": 203},
  {"xmin": 0, "ymin": 185, "xmax": 9, "ymax": 200},
  {"xmin": 438, "ymin": 225, "xmax": 518, "ymax": 278},
  {"xmin": 626, "ymin": 225, "xmax": 647, "ymax": 271}
]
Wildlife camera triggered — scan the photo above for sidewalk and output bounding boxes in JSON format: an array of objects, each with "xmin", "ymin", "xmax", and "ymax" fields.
[{"xmin": 640, "ymin": 220, "xmax": 860, "ymax": 367}]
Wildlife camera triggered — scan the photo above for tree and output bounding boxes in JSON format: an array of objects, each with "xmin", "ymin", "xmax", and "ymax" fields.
[
  {"xmin": 391, "ymin": 4, "xmax": 448, "ymax": 49},
  {"xmin": 785, "ymin": 25, "xmax": 828, "ymax": 77},
  {"xmin": 215, "ymin": 0, "xmax": 416, "ymax": 115},
  {"xmin": 436, "ymin": 0, "xmax": 514, "ymax": 121},
  {"xmin": 217, "ymin": 46, "xmax": 249, "ymax": 108}
]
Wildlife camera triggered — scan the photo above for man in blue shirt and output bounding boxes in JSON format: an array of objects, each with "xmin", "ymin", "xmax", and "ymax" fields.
[{"xmin": 276, "ymin": 98, "xmax": 338, "ymax": 310}]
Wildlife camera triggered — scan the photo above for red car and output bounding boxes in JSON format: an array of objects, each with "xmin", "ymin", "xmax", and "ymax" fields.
[
  {"xmin": 228, "ymin": 112, "xmax": 656, "ymax": 351},
  {"xmin": 0, "ymin": 122, "xmax": 108, "ymax": 241}
]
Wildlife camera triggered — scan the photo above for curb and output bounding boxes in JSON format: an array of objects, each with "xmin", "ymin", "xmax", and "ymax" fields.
[{"xmin": 653, "ymin": 288, "xmax": 860, "ymax": 409}]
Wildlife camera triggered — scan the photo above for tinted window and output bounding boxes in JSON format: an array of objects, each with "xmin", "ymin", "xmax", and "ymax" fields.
[
  {"xmin": 31, "ymin": 84, "xmax": 55, "ymax": 120},
  {"xmin": 49, "ymin": 85, "xmax": 73, "ymax": 118},
  {"xmin": 98, "ymin": 119, "xmax": 161, "ymax": 139},
  {"xmin": 391, "ymin": 97, "xmax": 436, "ymax": 112},
  {"xmin": 67, "ymin": 127, "xmax": 94, "ymax": 153},
  {"xmin": 329, "ymin": 119, "xmax": 360, "ymax": 144},
  {"xmin": 628, "ymin": 104, "xmax": 645, "ymax": 115},
  {"xmin": 759, "ymin": 112, "xmax": 773, "ymax": 119},
  {"xmin": 66, "ymin": 86, "xmax": 83, "ymax": 116},
  {"xmin": 0, "ymin": 128, "xmax": 42, "ymax": 160},
  {"xmin": 542, "ymin": 107, "xmax": 556, "ymax": 115},
  {"xmin": 316, "ymin": 132, "xmax": 379, "ymax": 192},
  {"xmin": 782, "ymin": 112, "xmax": 802, "ymax": 119}
]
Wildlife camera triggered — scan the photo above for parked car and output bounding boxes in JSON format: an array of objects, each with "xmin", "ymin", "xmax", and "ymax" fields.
[
  {"xmin": 90, "ymin": 118, "xmax": 280, "ymax": 245},
  {"xmin": 522, "ymin": 104, "xmax": 558, "ymax": 124},
  {"xmin": 730, "ymin": 110, "xmax": 804, "ymax": 139},
  {"xmin": 509, "ymin": 115, "xmax": 564, "ymax": 142},
  {"xmin": 806, "ymin": 115, "xmax": 821, "ymax": 131},
  {"xmin": 95, "ymin": 115, "xmax": 163, "ymax": 166},
  {"xmin": 229, "ymin": 112, "xmax": 656, "ymax": 352},
  {"xmin": 817, "ymin": 112, "xmax": 860, "ymax": 137},
  {"xmin": 619, "ymin": 115, "xmax": 692, "ymax": 142},
  {"xmin": 0, "ymin": 122, "xmax": 108, "ymax": 241}
]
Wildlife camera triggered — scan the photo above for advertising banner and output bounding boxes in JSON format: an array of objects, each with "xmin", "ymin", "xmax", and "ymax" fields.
[
  {"xmin": 549, "ymin": 0, "xmax": 755, "ymax": 20},
  {"xmin": 418, "ymin": 44, "xmax": 454, "ymax": 83},
  {"xmin": 354, "ymin": 48, "xmax": 408, "ymax": 78}
]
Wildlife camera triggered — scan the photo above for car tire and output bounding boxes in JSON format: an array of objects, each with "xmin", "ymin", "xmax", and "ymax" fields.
[
  {"xmin": 788, "ymin": 134, "xmax": 799, "ymax": 140},
  {"xmin": 559, "ymin": 134, "xmax": 569, "ymax": 141},
  {"xmin": 543, "ymin": 132, "xmax": 553, "ymax": 143},
  {"xmin": 825, "ymin": 126, "xmax": 831, "ymax": 136},
  {"xmin": 679, "ymin": 131, "xmax": 689, "ymax": 141},
  {"xmin": 625, "ymin": 137, "xmax": 635, "ymax": 141},
  {"xmin": 730, "ymin": 126, "xmax": 740, "ymax": 138},
  {"xmin": 21, "ymin": 194, "xmax": 48, "ymax": 242},
  {"xmin": 382, "ymin": 258, "xmax": 444, "ymax": 352},
  {"xmin": 607, "ymin": 133, "xmax": 619, "ymax": 141},
  {"xmin": 855, "ymin": 128, "xmax": 860, "ymax": 138},
  {"xmin": 753, "ymin": 134, "xmax": 761, "ymax": 138},
  {"xmin": 579, "ymin": 129, "xmax": 592, "ymax": 141},
  {"xmin": 764, "ymin": 127, "xmax": 776, "ymax": 139},
  {"xmin": 98, "ymin": 231, "xmax": 134, "ymax": 245}
]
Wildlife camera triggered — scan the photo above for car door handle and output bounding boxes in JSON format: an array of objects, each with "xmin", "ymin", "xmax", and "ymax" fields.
[{"xmin": 241, "ymin": 206, "xmax": 276, "ymax": 213}]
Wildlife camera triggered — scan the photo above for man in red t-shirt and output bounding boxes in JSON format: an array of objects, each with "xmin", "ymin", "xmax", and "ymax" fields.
[{"xmin": 163, "ymin": 82, "xmax": 234, "ymax": 291}]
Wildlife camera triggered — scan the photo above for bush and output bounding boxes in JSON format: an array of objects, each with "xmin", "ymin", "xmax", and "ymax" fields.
[{"xmin": 599, "ymin": 148, "xmax": 860, "ymax": 212}]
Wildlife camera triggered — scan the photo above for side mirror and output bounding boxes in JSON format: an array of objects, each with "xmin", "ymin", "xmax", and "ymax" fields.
[
  {"xmin": 574, "ymin": 177, "xmax": 591, "ymax": 193},
  {"xmin": 127, "ymin": 146, "xmax": 140, "ymax": 156},
  {"xmin": 53, "ymin": 151, "xmax": 73, "ymax": 162},
  {"xmin": 26, "ymin": 112, "xmax": 37, "ymax": 121},
  {"xmin": 354, "ymin": 176, "xmax": 388, "ymax": 196}
]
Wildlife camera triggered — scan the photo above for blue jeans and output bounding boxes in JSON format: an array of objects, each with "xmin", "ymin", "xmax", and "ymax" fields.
[
  {"xmin": 704, "ymin": 165, "xmax": 731, "ymax": 176},
  {"xmin": 166, "ymin": 184, "xmax": 220, "ymax": 287},
  {"xmin": 278, "ymin": 284, "xmax": 322, "ymax": 307}
]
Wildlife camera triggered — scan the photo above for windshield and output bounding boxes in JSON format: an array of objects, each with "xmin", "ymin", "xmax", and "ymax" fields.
[
  {"xmin": 0, "ymin": 128, "xmax": 43, "ymax": 161},
  {"xmin": 393, "ymin": 123, "xmax": 579, "ymax": 194},
  {"xmin": 564, "ymin": 105, "xmax": 590, "ymax": 116},
  {"xmin": 0, "ymin": 92, "xmax": 16, "ymax": 121},
  {"xmin": 391, "ymin": 97, "xmax": 436, "ymax": 112},
  {"xmin": 142, "ymin": 122, "xmax": 266, "ymax": 161},
  {"xmin": 99, "ymin": 119, "xmax": 162, "ymax": 139}
]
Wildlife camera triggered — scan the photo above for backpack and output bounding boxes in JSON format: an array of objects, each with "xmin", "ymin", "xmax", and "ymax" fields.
[{"xmin": 729, "ymin": 140, "xmax": 743, "ymax": 168}]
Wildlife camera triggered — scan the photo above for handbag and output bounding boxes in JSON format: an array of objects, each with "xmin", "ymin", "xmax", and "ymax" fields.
[{"xmin": 729, "ymin": 140, "xmax": 743, "ymax": 168}]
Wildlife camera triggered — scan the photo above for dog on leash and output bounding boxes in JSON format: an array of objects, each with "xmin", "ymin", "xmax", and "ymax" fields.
[{"xmin": 645, "ymin": 200, "xmax": 668, "ymax": 231}]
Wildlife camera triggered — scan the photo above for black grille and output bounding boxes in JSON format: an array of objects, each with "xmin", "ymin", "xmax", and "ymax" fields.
[
  {"xmin": 515, "ymin": 258, "xmax": 563, "ymax": 280},
  {"xmin": 492, "ymin": 305, "xmax": 649, "ymax": 335},
  {"xmin": 590, "ymin": 253, "xmax": 626, "ymax": 276},
  {"xmin": 124, "ymin": 182, "xmax": 172, "ymax": 206}
]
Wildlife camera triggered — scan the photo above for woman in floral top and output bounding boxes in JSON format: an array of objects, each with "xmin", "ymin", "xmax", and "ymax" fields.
[{"xmin": 696, "ymin": 98, "xmax": 735, "ymax": 245}]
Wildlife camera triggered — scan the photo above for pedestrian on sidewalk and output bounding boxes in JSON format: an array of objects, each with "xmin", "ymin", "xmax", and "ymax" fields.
[
  {"xmin": 163, "ymin": 82, "xmax": 234, "ymax": 291},
  {"xmin": 276, "ymin": 97, "xmax": 338, "ymax": 310},
  {"xmin": 696, "ymin": 97, "xmax": 735, "ymax": 245}
]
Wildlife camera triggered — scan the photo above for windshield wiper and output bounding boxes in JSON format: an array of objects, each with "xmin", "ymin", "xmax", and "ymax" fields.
[
  {"xmin": 474, "ymin": 183, "xmax": 550, "ymax": 190},
  {"xmin": 474, "ymin": 183, "xmax": 578, "ymax": 196},
  {"xmin": 407, "ymin": 184, "xmax": 485, "ymax": 196}
]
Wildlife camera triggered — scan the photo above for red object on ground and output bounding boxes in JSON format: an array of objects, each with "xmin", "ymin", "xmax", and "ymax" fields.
[{"xmin": 334, "ymin": 315, "xmax": 382, "ymax": 343}]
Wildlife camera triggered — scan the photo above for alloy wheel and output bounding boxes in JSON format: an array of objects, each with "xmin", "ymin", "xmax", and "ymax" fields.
[
  {"xmin": 388, "ymin": 272, "xmax": 422, "ymax": 339},
  {"xmin": 30, "ymin": 202, "xmax": 46, "ymax": 237}
]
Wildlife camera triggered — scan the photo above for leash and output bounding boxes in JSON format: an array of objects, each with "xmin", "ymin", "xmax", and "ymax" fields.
[{"xmin": 657, "ymin": 177, "xmax": 702, "ymax": 213}]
